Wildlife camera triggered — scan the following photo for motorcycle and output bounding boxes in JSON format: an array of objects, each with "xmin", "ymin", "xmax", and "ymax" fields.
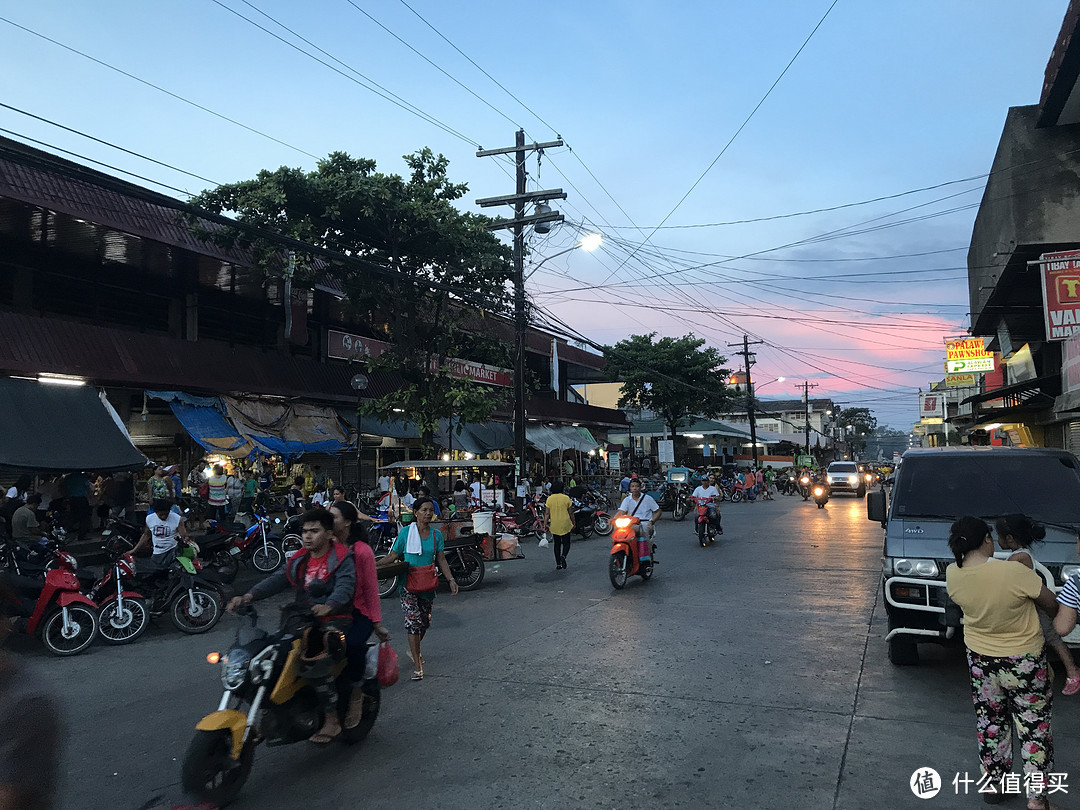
[
  {"xmin": 799, "ymin": 474, "xmax": 812, "ymax": 501},
  {"xmin": 812, "ymin": 481, "xmax": 830, "ymax": 509},
  {"xmin": 608, "ymin": 515, "xmax": 654, "ymax": 590},
  {"xmin": 692, "ymin": 496, "xmax": 720, "ymax": 547},
  {"xmin": 182, "ymin": 604, "xmax": 379, "ymax": 806},
  {"xmin": 0, "ymin": 532, "xmax": 77, "ymax": 578},
  {"xmin": 671, "ymin": 485, "xmax": 695, "ymax": 522},
  {"xmin": 226, "ymin": 507, "xmax": 284, "ymax": 574},
  {"xmin": 6, "ymin": 557, "xmax": 99, "ymax": 656},
  {"xmin": 87, "ymin": 539, "xmax": 149, "ymax": 645}
]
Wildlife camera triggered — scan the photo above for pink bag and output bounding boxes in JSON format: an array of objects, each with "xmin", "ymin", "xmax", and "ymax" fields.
[{"xmin": 377, "ymin": 641, "xmax": 399, "ymax": 687}]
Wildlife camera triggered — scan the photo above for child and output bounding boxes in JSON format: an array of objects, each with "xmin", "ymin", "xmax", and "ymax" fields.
[{"xmin": 996, "ymin": 513, "xmax": 1080, "ymax": 695}]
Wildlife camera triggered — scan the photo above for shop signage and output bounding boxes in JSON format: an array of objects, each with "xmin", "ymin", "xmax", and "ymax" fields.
[
  {"xmin": 945, "ymin": 338, "xmax": 992, "ymax": 362},
  {"xmin": 1039, "ymin": 249, "xmax": 1080, "ymax": 340},
  {"xmin": 326, "ymin": 329, "xmax": 512, "ymax": 387},
  {"xmin": 945, "ymin": 373, "xmax": 977, "ymax": 387},
  {"xmin": 919, "ymin": 392, "xmax": 944, "ymax": 419},
  {"xmin": 657, "ymin": 439, "xmax": 674, "ymax": 464},
  {"xmin": 608, "ymin": 451, "xmax": 621, "ymax": 471},
  {"xmin": 1064, "ymin": 332, "xmax": 1080, "ymax": 394},
  {"xmin": 945, "ymin": 357, "xmax": 995, "ymax": 374}
]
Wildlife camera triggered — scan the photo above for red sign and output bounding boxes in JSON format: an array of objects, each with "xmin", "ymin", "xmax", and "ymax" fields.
[
  {"xmin": 326, "ymin": 329, "xmax": 511, "ymax": 387},
  {"xmin": 1040, "ymin": 250, "xmax": 1080, "ymax": 340}
]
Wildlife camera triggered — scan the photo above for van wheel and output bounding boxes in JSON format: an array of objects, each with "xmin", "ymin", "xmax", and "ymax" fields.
[{"xmin": 888, "ymin": 635, "xmax": 920, "ymax": 666}]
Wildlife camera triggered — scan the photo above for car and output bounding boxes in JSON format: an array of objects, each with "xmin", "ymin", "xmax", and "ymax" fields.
[
  {"xmin": 868, "ymin": 446, "xmax": 1080, "ymax": 666},
  {"xmin": 825, "ymin": 461, "xmax": 865, "ymax": 497}
]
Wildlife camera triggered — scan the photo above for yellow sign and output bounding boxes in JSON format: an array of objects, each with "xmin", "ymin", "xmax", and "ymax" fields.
[
  {"xmin": 946, "ymin": 357, "xmax": 995, "ymax": 373},
  {"xmin": 946, "ymin": 338, "xmax": 992, "ymax": 361},
  {"xmin": 945, "ymin": 373, "xmax": 977, "ymax": 387}
]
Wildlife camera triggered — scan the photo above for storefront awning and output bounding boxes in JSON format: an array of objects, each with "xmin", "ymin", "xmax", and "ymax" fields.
[
  {"xmin": 0, "ymin": 378, "xmax": 148, "ymax": 472},
  {"xmin": 438, "ymin": 420, "xmax": 514, "ymax": 454},
  {"xmin": 149, "ymin": 391, "xmax": 257, "ymax": 459},
  {"xmin": 526, "ymin": 425, "xmax": 599, "ymax": 453},
  {"xmin": 223, "ymin": 397, "xmax": 351, "ymax": 459}
]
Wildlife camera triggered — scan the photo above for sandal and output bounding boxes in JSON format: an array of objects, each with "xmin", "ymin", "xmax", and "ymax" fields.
[
  {"xmin": 1063, "ymin": 675, "xmax": 1080, "ymax": 695},
  {"xmin": 309, "ymin": 716, "xmax": 342, "ymax": 744},
  {"xmin": 343, "ymin": 694, "xmax": 365, "ymax": 730},
  {"xmin": 411, "ymin": 668, "xmax": 424, "ymax": 681}
]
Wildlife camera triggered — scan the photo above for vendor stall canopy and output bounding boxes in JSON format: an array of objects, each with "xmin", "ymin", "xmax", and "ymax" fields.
[
  {"xmin": 0, "ymin": 377, "xmax": 148, "ymax": 472},
  {"xmin": 380, "ymin": 459, "xmax": 512, "ymax": 470}
]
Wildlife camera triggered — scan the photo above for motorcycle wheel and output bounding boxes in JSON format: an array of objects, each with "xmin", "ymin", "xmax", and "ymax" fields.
[
  {"xmin": 211, "ymin": 550, "xmax": 240, "ymax": 584},
  {"xmin": 697, "ymin": 522, "xmax": 707, "ymax": 547},
  {"xmin": 640, "ymin": 561, "xmax": 654, "ymax": 581},
  {"xmin": 181, "ymin": 729, "xmax": 255, "ymax": 807},
  {"xmin": 376, "ymin": 556, "xmax": 399, "ymax": 599},
  {"xmin": 40, "ymin": 605, "xmax": 97, "ymax": 656},
  {"xmin": 579, "ymin": 522, "xmax": 594, "ymax": 539},
  {"xmin": 731, "ymin": 490, "xmax": 743, "ymax": 503},
  {"xmin": 594, "ymin": 514, "xmax": 612, "ymax": 535},
  {"xmin": 672, "ymin": 500, "xmax": 687, "ymax": 521},
  {"xmin": 609, "ymin": 551, "xmax": 628, "ymax": 590},
  {"xmin": 818, "ymin": 502, "xmax": 826, "ymax": 509},
  {"xmin": 170, "ymin": 587, "xmax": 222, "ymax": 634},
  {"xmin": 251, "ymin": 543, "xmax": 283, "ymax": 573},
  {"xmin": 280, "ymin": 533, "xmax": 302, "ymax": 556},
  {"xmin": 449, "ymin": 549, "xmax": 485, "ymax": 591},
  {"xmin": 98, "ymin": 597, "xmax": 149, "ymax": 645}
]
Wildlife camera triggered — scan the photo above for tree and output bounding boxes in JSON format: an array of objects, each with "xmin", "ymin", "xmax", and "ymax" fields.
[
  {"xmin": 604, "ymin": 333, "xmax": 735, "ymax": 437},
  {"xmin": 837, "ymin": 407, "xmax": 878, "ymax": 455},
  {"xmin": 190, "ymin": 149, "xmax": 514, "ymax": 454}
]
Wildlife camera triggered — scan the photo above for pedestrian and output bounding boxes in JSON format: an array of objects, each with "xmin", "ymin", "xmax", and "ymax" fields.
[
  {"xmin": 377, "ymin": 472, "xmax": 391, "ymax": 494},
  {"xmin": 207, "ymin": 464, "xmax": 228, "ymax": 524},
  {"xmin": 620, "ymin": 474, "xmax": 631, "ymax": 494},
  {"xmin": 376, "ymin": 498, "xmax": 458, "ymax": 680},
  {"xmin": 239, "ymin": 471, "xmax": 257, "ymax": 515},
  {"xmin": 946, "ymin": 515, "xmax": 1059, "ymax": 808},
  {"xmin": 92, "ymin": 473, "xmax": 112, "ymax": 528},
  {"xmin": 328, "ymin": 500, "xmax": 390, "ymax": 726},
  {"xmin": 285, "ymin": 476, "xmax": 306, "ymax": 517},
  {"xmin": 545, "ymin": 480, "xmax": 575, "ymax": 570},
  {"xmin": 111, "ymin": 470, "xmax": 135, "ymax": 520},
  {"xmin": 61, "ymin": 471, "xmax": 91, "ymax": 538},
  {"xmin": 755, "ymin": 467, "xmax": 766, "ymax": 500},
  {"xmin": 763, "ymin": 467, "xmax": 775, "ymax": 500},
  {"xmin": 166, "ymin": 466, "xmax": 182, "ymax": 499},
  {"xmin": 225, "ymin": 469, "xmax": 243, "ymax": 515},
  {"xmin": 148, "ymin": 466, "xmax": 171, "ymax": 504},
  {"xmin": 996, "ymin": 514, "xmax": 1080, "ymax": 695},
  {"xmin": 0, "ymin": 574, "xmax": 63, "ymax": 809},
  {"xmin": 452, "ymin": 481, "xmax": 469, "ymax": 513},
  {"xmin": 563, "ymin": 458, "xmax": 574, "ymax": 477}
]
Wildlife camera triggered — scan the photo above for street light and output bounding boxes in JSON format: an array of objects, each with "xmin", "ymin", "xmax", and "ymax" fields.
[{"xmin": 513, "ymin": 234, "xmax": 603, "ymax": 497}]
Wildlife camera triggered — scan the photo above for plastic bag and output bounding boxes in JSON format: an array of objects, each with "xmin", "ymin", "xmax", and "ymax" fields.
[
  {"xmin": 538, "ymin": 531, "xmax": 549, "ymax": 547},
  {"xmin": 377, "ymin": 641, "xmax": 399, "ymax": 687}
]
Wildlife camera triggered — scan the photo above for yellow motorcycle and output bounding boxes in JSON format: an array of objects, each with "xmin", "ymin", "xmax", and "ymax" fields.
[{"xmin": 181, "ymin": 604, "xmax": 378, "ymax": 805}]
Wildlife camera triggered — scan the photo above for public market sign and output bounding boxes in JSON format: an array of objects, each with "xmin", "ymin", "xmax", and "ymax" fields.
[
  {"xmin": 945, "ymin": 357, "xmax": 995, "ymax": 373},
  {"xmin": 945, "ymin": 338, "xmax": 992, "ymax": 362},
  {"xmin": 326, "ymin": 329, "xmax": 512, "ymax": 387},
  {"xmin": 1039, "ymin": 249, "xmax": 1080, "ymax": 340}
]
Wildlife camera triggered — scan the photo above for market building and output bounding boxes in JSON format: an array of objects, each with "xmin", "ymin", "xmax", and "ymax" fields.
[{"xmin": 0, "ymin": 135, "xmax": 625, "ymax": 489}]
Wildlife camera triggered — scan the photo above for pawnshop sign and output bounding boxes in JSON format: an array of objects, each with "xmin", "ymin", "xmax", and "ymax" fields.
[
  {"xmin": 1039, "ymin": 249, "xmax": 1080, "ymax": 340},
  {"xmin": 326, "ymin": 329, "xmax": 512, "ymax": 387}
]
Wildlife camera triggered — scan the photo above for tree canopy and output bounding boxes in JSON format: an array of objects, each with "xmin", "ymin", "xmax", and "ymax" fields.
[
  {"xmin": 837, "ymin": 407, "xmax": 878, "ymax": 454},
  {"xmin": 190, "ymin": 149, "xmax": 514, "ymax": 452},
  {"xmin": 604, "ymin": 333, "xmax": 734, "ymax": 435}
]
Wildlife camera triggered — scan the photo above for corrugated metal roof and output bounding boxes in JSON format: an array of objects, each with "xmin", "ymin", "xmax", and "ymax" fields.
[{"xmin": 0, "ymin": 312, "xmax": 397, "ymax": 404}]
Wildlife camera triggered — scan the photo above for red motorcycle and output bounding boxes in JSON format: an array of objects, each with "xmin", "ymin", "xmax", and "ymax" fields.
[
  {"xmin": 88, "ymin": 541, "xmax": 149, "ymax": 645},
  {"xmin": 692, "ymin": 496, "xmax": 721, "ymax": 548},
  {"xmin": 608, "ymin": 516, "xmax": 654, "ymax": 590},
  {"xmin": 7, "ymin": 552, "xmax": 98, "ymax": 655},
  {"xmin": 493, "ymin": 497, "xmax": 547, "ymax": 539}
]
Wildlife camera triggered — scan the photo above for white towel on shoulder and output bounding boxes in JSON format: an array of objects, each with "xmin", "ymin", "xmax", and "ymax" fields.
[{"xmin": 406, "ymin": 523, "xmax": 423, "ymax": 555}]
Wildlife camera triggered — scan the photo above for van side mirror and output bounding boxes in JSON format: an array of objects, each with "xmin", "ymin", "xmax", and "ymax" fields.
[{"xmin": 867, "ymin": 490, "xmax": 886, "ymax": 524}]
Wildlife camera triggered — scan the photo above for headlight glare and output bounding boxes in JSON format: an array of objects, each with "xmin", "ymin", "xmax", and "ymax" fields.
[{"xmin": 221, "ymin": 649, "xmax": 250, "ymax": 690}]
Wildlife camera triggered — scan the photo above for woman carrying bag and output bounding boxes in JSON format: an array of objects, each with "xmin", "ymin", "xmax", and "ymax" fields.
[{"xmin": 376, "ymin": 498, "xmax": 458, "ymax": 680}]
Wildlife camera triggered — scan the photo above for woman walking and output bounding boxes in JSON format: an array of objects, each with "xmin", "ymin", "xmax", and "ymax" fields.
[
  {"xmin": 329, "ymin": 500, "xmax": 390, "ymax": 728},
  {"xmin": 544, "ymin": 480, "xmax": 574, "ymax": 569},
  {"xmin": 946, "ymin": 516, "xmax": 1060, "ymax": 809},
  {"xmin": 376, "ymin": 498, "xmax": 458, "ymax": 680}
]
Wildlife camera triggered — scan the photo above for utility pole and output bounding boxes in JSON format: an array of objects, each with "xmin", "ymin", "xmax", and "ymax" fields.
[
  {"xmin": 476, "ymin": 131, "xmax": 564, "ymax": 499},
  {"xmin": 799, "ymin": 381, "xmax": 819, "ymax": 457},
  {"xmin": 728, "ymin": 336, "xmax": 764, "ymax": 468}
]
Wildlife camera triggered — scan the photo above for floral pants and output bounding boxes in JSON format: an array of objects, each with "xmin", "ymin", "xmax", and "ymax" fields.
[{"xmin": 967, "ymin": 648, "xmax": 1054, "ymax": 798}]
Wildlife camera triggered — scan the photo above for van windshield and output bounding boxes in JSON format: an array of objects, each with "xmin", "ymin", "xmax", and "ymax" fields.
[{"xmin": 894, "ymin": 454, "xmax": 1080, "ymax": 524}]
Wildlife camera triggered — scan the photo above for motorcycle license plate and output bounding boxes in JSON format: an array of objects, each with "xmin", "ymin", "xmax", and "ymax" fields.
[
  {"xmin": 101, "ymin": 530, "xmax": 112, "ymax": 536},
  {"xmin": 228, "ymin": 546, "xmax": 241, "ymax": 556}
]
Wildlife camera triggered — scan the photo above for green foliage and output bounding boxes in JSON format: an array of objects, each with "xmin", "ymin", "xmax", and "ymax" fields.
[
  {"xmin": 837, "ymin": 407, "xmax": 878, "ymax": 453},
  {"xmin": 190, "ymin": 149, "xmax": 515, "ymax": 454},
  {"xmin": 604, "ymin": 333, "xmax": 734, "ymax": 435}
]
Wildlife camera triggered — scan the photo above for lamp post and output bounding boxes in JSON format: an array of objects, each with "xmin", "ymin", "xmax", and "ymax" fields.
[
  {"xmin": 514, "ymin": 234, "xmax": 602, "ymax": 490},
  {"xmin": 350, "ymin": 372, "xmax": 368, "ymax": 489}
]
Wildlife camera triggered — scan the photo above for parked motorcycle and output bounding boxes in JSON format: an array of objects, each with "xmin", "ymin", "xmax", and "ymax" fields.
[
  {"xmin": 608, "ymin": 515, "xmax": 654, "ymax": 590},
  {"xmin": 812, "ymin": 481, "xmax": 830, "ymax": 509},
  {"xmin": 442, "ymin": 538, "xmax": 485, "ymax": 591},
  {"xmin": 88, "ymin": 540, "xmax": 149, "ymax": 645},
  {"xmin": 182, "ymin": 605, "xmax": 377, "ymax": 805},
  {"xmin": 6, "ymin": 560, "xmax": 98, "ymax": 656},
  {"xmin": 0, "ymin": 532, "xmax": 76, "ymax": 578},
  {"xmin": 571, "ymin": 500, "xmax": 597, "ymax": 539},
  {"xmin": 671, "ymin": 486, "xmax": 695, "ymax": 522},
  {"xmin": 226, "ymin": 507, "xmax": 284, "ymax": 574},
  {"xmin": 692, "ymin": 496, "xmax": 720, "ymax": 547}
]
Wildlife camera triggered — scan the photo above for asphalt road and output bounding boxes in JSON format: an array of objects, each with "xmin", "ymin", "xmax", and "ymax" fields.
[{"xmin": 12, "ymin": 492, "xmax": 1080, "ymax": 809}]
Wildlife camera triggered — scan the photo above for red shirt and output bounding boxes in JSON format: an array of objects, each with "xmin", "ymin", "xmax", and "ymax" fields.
[
  {"xmin": 351, "ymin": 541, "xmax": 382, "ymax": 623},
  {"xmin": 304, "ymin": 552, "xmax": 330, "ymax": 587}
]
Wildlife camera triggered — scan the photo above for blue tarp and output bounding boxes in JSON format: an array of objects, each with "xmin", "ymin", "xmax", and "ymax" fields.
[{"xmin": 166, "ymin": 400, "xmax": 257, "ymax": 458}]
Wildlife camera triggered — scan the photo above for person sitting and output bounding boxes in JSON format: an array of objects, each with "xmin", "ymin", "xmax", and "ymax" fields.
[
  {"xmin": 228, "ymin": 508, "xmax": 355, "ymax": 744},
  {"xmin": 452, "ymin": 481, "xmax": 470, "ymax": 513},
  {"xmin": 690, "ymin": 476, "xmax": 723, "ymax": 540},
  {"xmin": 130, "ymin": 499, "xmax": 189, "ymax": 568},
  {"xmin": 10, "ymin": 495, "xmax": 42, "ymax": 541},
  {"xmin": 615, "ymin": 478, "xmax": 662, "ymax": 560},
  {"xmin": 418, "ymin": 486, "xmax": 440, "ymax": 516}
]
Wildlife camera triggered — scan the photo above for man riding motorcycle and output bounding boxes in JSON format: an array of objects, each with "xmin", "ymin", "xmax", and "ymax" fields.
[
  {"xmin": 691, "ymin": 475, "xmax": 723, "ymax": 538},
  {"xmin": 227, "ymin": 507, "xmax": 355, "ymax": 744},
  {"xmin": 615, "ymin": 478, "xmax": 662, "ymax": 560}
]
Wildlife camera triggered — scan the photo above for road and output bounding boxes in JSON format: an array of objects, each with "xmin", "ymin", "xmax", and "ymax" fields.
[{"xmin": 13, "ymin": 492, "xmax": 1080, "ymax": 809}]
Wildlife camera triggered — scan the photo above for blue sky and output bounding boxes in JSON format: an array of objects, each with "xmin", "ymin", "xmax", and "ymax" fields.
[{"xmin": 1, "ymin": 1, "xmax": 1070, "ymax": 428}]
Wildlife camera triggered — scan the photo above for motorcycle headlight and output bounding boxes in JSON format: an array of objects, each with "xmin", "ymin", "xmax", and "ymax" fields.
[
  {"xmin": 813, "ymin": 487, "xmax": 824, "ymax": 496},
  {"xmin": 221, "ymin": 649, "xmax": 251, "ymax": 691},
  {"xmin": 891, "ymin": 558, "xmax": 939, "ymax": 578}
]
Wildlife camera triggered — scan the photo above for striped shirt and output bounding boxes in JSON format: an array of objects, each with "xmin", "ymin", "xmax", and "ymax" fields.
[{"xmin": 1058, "ymin": 573, "xmax": 1080, "ymax": 610}]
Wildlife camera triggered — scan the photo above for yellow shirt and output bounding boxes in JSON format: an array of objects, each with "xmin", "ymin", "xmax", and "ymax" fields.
[
  {"xmin": 546, "ymin": 493, "xmax": 574, "ymax": 536},
  {"xmin": 945, "ymin": 558, "xmax": 1044, "ymax": 656}
]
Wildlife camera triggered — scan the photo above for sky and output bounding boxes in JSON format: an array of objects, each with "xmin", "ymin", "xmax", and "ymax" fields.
[{"xmin": 0, "ymin": 0, "xmax": 1071, "ymax": 429}]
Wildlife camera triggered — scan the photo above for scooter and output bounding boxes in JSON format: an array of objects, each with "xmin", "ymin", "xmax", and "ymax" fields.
[
  {"xmin": 182, "ymin": 605, "xmax": 377, "ymax": 806},
  {"xmin": 799, "ymin": 475, "xmax": 812, "ymax": 501},
  {"xmin": 812, "ymin": 480, "xmax": 830, "ymax": 509},
  {"xmin": 6, "ymin": 556, "xmax": 99, "ymax": 656},
  {"xmin": 608, "ymin": 515, "xmax": 654, "ymax": 589},
  {"xmin": 692, "ymin": 496, "xmax": 721, "ymax": 547}
]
